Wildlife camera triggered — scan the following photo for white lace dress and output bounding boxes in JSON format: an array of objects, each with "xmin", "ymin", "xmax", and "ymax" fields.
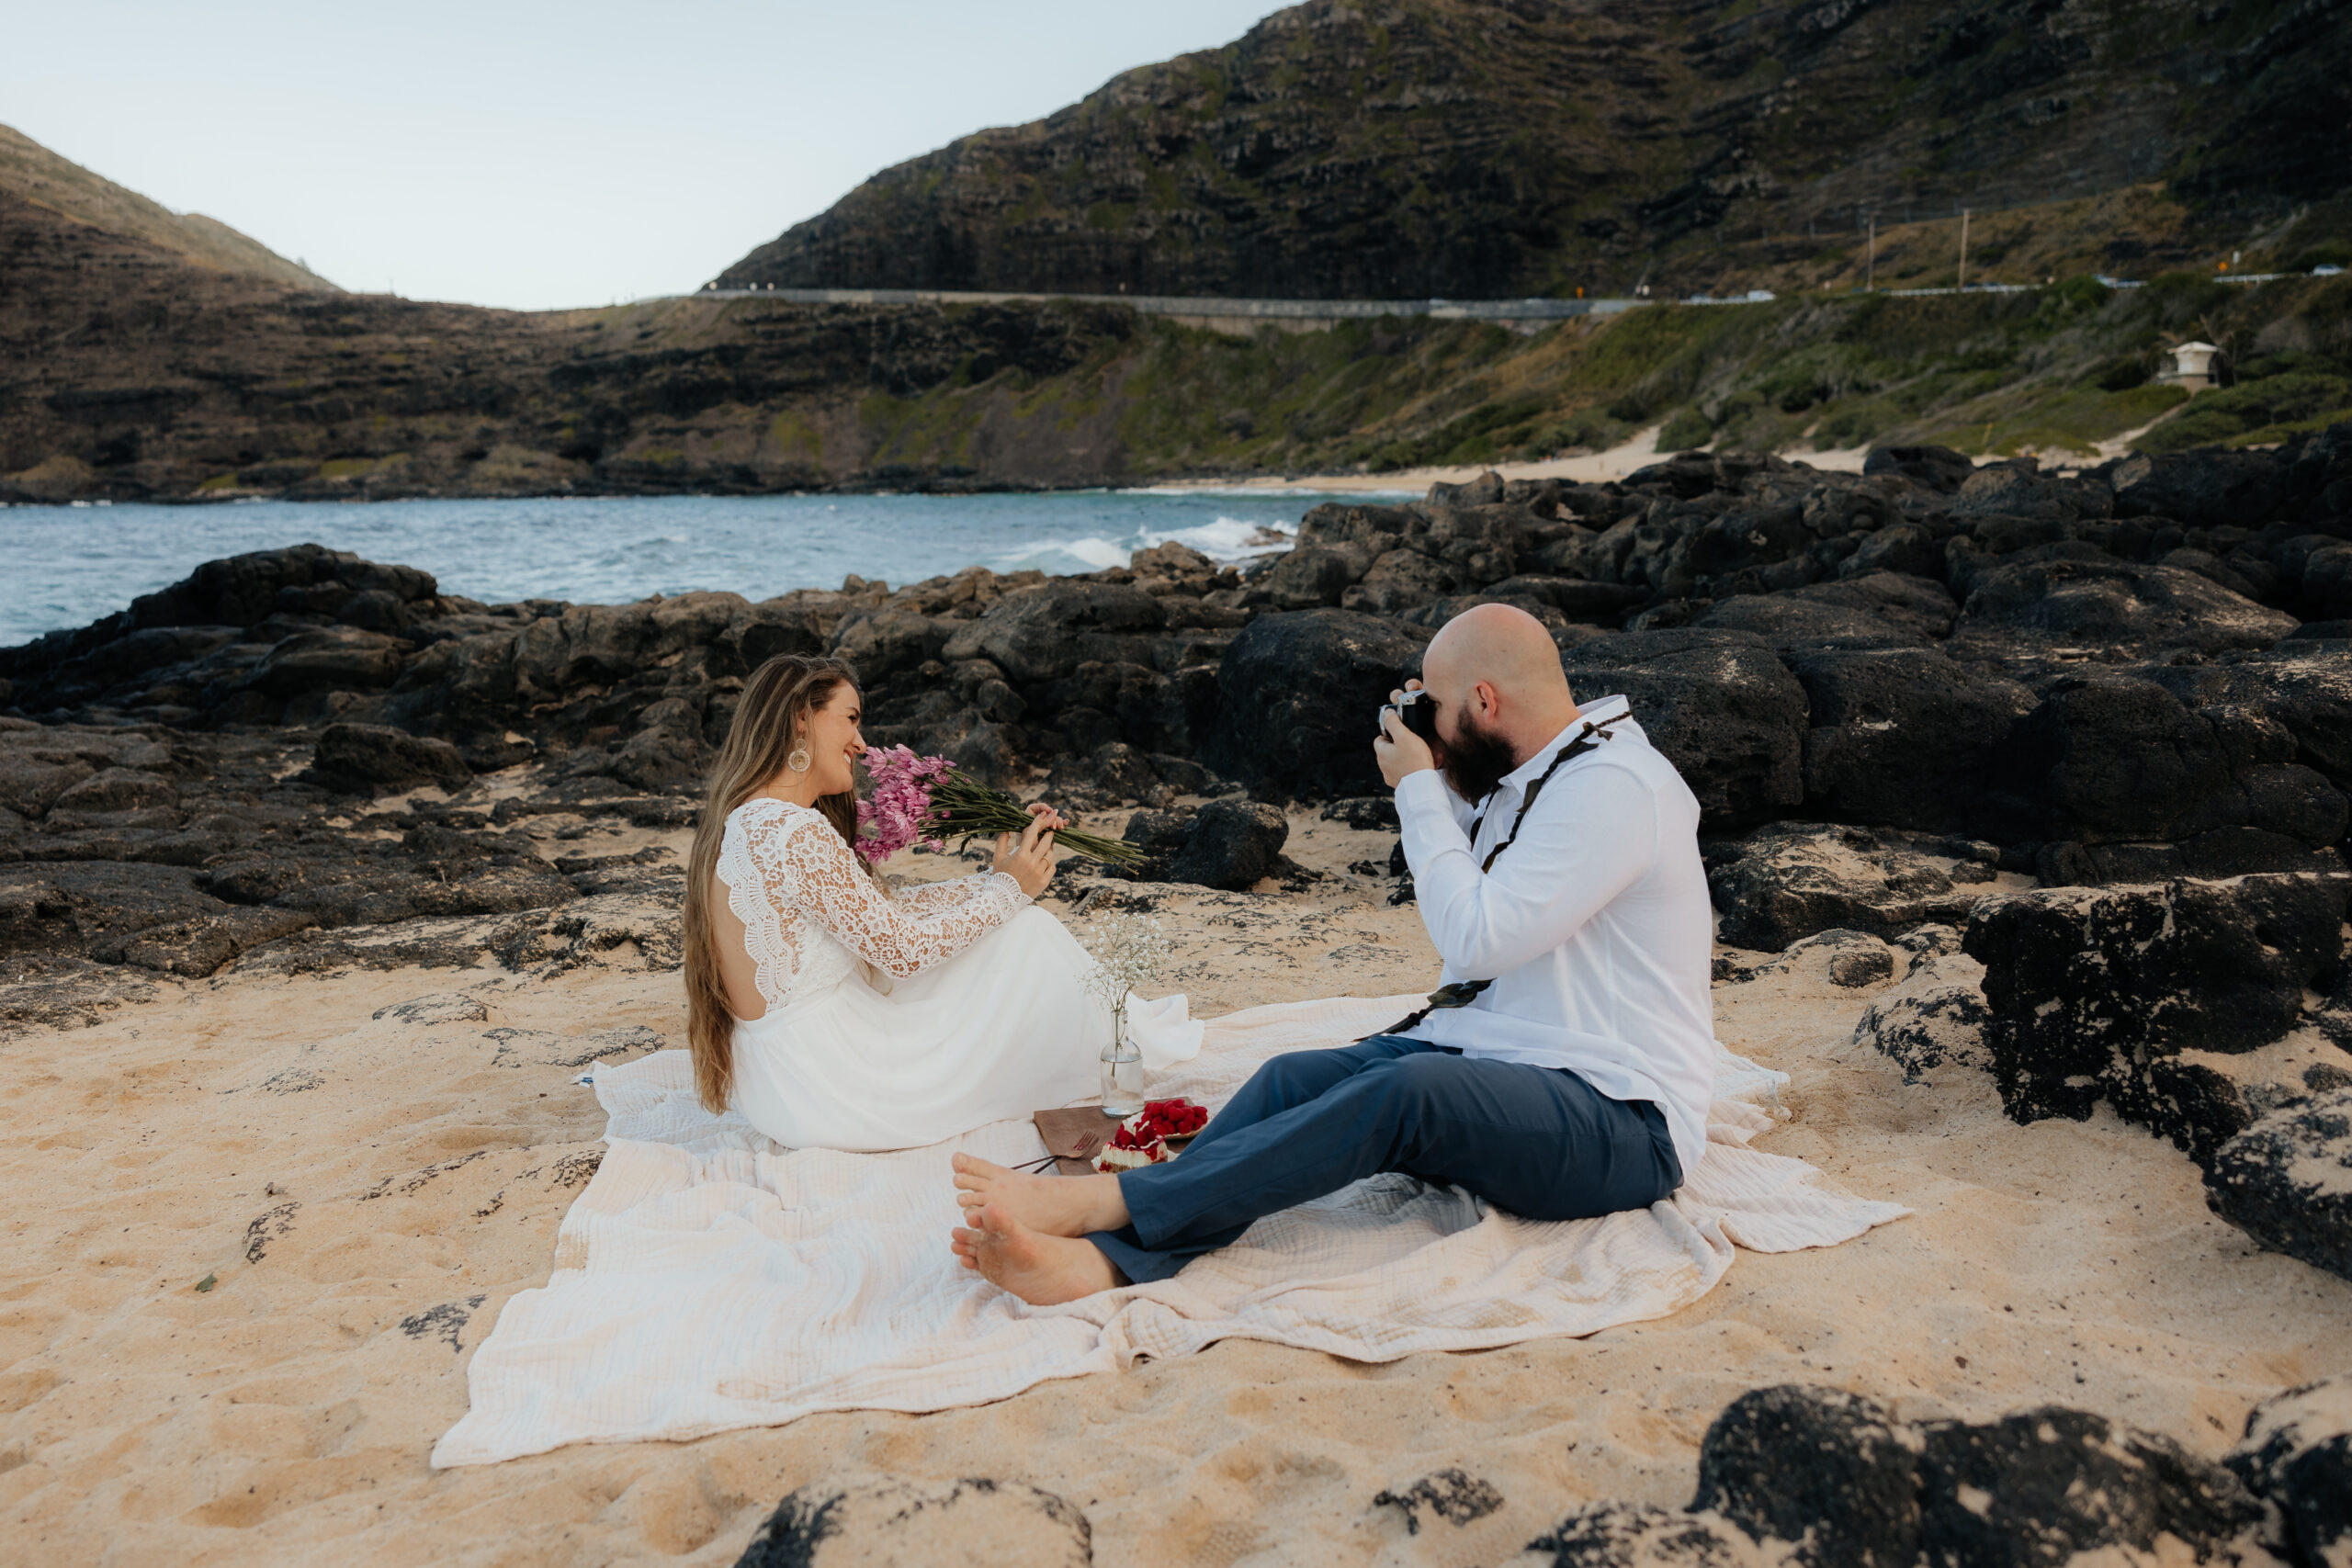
[{"xmin": 717, "ymin": 797, "xmax": 1203, "ymax": 1151}]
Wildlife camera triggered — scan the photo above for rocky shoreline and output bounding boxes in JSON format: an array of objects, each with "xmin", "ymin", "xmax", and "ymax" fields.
[{"xmin": 5, "ymin": 428, "xmax": 2350, "ymax": 1564}]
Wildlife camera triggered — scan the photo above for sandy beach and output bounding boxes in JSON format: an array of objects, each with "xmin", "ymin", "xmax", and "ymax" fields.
[
  {"xmin": 6, "ymin": 801, "xmax": 2344, "ymax": 1565},
  {"xmin": 1153, "ymin": 427, "xmax": 1874, "ymax": 498}
]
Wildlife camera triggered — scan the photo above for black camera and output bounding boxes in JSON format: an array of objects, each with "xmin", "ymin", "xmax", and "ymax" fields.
[{"xmin": 1388, "ymin": 690, "xmax": 1441, "ymax": 743}]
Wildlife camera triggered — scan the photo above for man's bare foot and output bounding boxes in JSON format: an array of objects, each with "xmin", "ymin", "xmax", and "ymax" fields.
[
  {"xmin": 952, "ymin": 1204, "xmax": 1122, "ymax": 1304},
  {"xmin": 951, "ymin": 1152, "xmax": 1129, "ymax": 1238}
]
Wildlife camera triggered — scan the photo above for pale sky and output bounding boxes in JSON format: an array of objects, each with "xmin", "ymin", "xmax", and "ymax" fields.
[{"xmin": 4, "ymin": 0, "xmax": 1282, "ymax": 311}]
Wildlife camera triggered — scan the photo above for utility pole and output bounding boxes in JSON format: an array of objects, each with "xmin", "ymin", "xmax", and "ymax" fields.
[{"xmin": 1957, "ymin": 209, "xmax": 1970, "ymax": 290}]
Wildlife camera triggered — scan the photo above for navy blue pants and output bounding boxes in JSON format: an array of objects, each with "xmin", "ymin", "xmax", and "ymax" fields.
[{"xmin": 1087, "ymin": 1034, "xmax": 1684, "ymax": 1285}]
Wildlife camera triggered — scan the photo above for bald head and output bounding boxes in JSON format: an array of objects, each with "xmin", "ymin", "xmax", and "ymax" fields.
[{"xmin": 1420, "ymin": 603, "xmax": 1580, "ymax": 766}]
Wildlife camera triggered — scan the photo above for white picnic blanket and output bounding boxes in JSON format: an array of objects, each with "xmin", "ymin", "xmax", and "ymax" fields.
[{"xmin": 433, "ymin": 994, "xmax": 1907, "ymax": 1467}]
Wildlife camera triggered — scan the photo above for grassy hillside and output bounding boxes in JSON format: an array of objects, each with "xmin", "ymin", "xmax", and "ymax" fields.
[
  {"xmin": 844, "ymin": 271, "xmax": 2352, "ymax": 479},
  {"xmin": 0, "ymin": 123, "xmax": 335, "ymax": 290}
]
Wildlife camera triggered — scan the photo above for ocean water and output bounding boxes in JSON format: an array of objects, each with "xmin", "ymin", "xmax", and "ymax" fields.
[{"xmin": 0, "ymin": 490, "xmax": 1387, "ymax": 647}]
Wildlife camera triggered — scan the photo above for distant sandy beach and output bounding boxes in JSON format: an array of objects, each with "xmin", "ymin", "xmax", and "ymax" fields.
[{"xmin": 1153, "ymin": 427, "xmax": 1874, "ymax": 498}]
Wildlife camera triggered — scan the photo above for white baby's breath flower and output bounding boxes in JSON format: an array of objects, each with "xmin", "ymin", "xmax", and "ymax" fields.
[{"xmin": 1080, "ymin": 911, "xmax": 1172, "ymax": 1008}]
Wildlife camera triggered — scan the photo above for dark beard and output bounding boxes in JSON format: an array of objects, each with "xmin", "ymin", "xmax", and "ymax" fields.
[{"xmin": 1440, "ymin": 714, "xmax": 1520, "ymax": 804}]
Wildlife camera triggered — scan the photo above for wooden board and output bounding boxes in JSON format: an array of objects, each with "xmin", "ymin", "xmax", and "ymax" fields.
[{"xmin": 1033, "ymin": 1105, "xmax": 1198, "ymax": 1176}]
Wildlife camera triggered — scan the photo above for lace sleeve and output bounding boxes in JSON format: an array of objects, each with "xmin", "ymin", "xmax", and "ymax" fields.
[
  {"xmin": 753, "ymin": 812, "xmax": 1031, "ymax": 979},
  {"xmin": 894, "ymin": 873, "xmax": 1003, "ymax": 916}
]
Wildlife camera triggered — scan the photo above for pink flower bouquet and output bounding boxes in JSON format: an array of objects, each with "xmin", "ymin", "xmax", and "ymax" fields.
[{"xmin": 854, "ymin": 745, "xmax": 1148, "ymax": 870}]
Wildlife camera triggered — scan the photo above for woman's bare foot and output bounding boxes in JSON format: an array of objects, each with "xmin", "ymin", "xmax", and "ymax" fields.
[
  {"xmin": 951, "ymin": 1153, "xmax": 1129, "ymax": 1238},
  {"xmin": 952, "ymin": 1205, "xmax": 1122, "ymax": 1304}
]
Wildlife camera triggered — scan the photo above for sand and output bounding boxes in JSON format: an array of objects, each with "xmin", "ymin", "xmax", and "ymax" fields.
[
  {"xmin": 5, "ymin": 807, "xmax": 2347, "ymax": 1566},
  {"xmin": 1154, "ymin": 426, "xmax": 1873, "ymax": 499}
]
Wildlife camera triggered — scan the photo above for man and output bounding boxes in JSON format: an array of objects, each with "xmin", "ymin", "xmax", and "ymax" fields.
[{"xmin": 950, "ymin": 602, "xmax": 1718, "ymax": 1304}]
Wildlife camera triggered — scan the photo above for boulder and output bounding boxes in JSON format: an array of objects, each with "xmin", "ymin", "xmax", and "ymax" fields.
[
  {"xmin": 2107, "ymin": 448, "xmax": 2287, "ymax": 529},
  {"xmin": 1203, "ymin": 609, "xmax": 1430, "ymax": 799},
  {"xmin": 1710, "ymin": 825, "xmax": 1996, "ymax": 952},
  {"xmin": 1510, "ymin": 1503, "xmax": 1767, "ymax": 1568},
  {"xmin": 1984, "ymin": 674, "xmax": 2264, "ymax": 847},
  {"xmin": 1167, "ymin": 798, "xmax": 1289, "ymax": 889},
  {"xmin": 1789, "ymin": 649, "xmax": 2035, "ymax": 831},
  {"xmin": 1835, "ymin": 524, "xmax": 1938, "ymax": 581},
  {"xmin": 249, "ymin": 626, "xmax": 412, "ymax": 695},
  {"xmin": 1343, "ymin": 548, "xmax": 1458, "ymax": 614},
  {"xmin": 831, "ymin": 609, "xmax": 948, "ymax": 682},
  {"xmin": 1658, "ymin": 1387, "xmax": 2270, "ymax": 1568},
  {"xmin": 732, "ymin": 1478, "xmax": 1092, "ymax": 1568},
  {"xmin": 1853, "ymin": 976, "xmax": 1994, "ymax": 1087},
  {"xmin": 1950, "ymin": 558, "xmax": 2296, "ymax": 664},
  {"xmin": 1962, "ymin": 874, "xmax": 2352, "ymax": 1144},
  {"xmin": 1262, "ymin": 544, "xmax": 1373, "ymax": 609},
  {"xmin": 312, "ymin": 723, "xmax": 474, "ymax": 795},
  {"xmin": 1916, "ymin": 1408, "xmax": 2269, "ymax": 1568},
  {"xmin": 1322, "ymin": 795, "xmax": 1400, "ymax": 831},
  {"xmin": 605, "ymin": 699, "xmax": 707, "ymax": 793},
  {"xmin": 1429, "ymin": 469, "xmax": 1505, "ymax": 508},
  {"xmin": 2229, "ymin": 1376, "xmax": 2352, "ymax": 1568},
  {"xmin": 2142, "ymin": 644, "xmax": 2352, "ymax": 791},
  {"xmin": 938, "ymin": 580, "xmax": 1166, "ymax": 684},
  {"xmin": 1295, "ymin": 502, "xmax": 1415, "ymax": 552},
  {"xmin": 1559, "ymin": 630, "xmax": 1807, "ymax": 828},
  {"xmin": 1863, "ymin": 445, "xmax": 1974, "ymax": 494},
  {"xmin": 2204, "ymin": 1092, "xmax": 2352, "ymax": 1282},
  {"xmin": 1691, "ymin": 1386, "xmax": 1921, "ymax": 1568}
]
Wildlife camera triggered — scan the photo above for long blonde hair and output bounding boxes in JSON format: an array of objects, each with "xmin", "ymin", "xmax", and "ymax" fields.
[{"xmin": 684, "ymin": 653, "xmax": 864, "ymax": 1112}]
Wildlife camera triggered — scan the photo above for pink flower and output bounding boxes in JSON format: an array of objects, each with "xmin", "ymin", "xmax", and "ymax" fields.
[{"xmin": 854, "ymin": 747, "xmax": 956, "ymax": 863}]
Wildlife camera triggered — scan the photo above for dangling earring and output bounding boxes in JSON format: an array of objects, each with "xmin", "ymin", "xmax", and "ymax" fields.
[{"xmin": 786, "ymin": 744, "xmax": 812, "ymax": 773}]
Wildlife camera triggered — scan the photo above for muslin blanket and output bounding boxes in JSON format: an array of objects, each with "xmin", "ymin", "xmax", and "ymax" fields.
[{"xmin": 434, "ymin": 994, "xmax": 1907, "ymax": 1467}]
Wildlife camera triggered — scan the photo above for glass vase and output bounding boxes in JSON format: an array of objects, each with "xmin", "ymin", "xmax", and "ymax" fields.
[{"xmin": 1100, "ymin": 1009, "xmax": 1144, "ymax": 1117}]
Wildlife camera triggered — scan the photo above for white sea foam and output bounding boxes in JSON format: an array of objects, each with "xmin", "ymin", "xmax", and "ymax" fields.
[{"xmin": 994, "ymin": 514, "xmax": 1295, "ymax": 576}]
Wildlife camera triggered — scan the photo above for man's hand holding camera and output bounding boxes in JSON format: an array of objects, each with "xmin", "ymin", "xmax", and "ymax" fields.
[{"xmin": 1375, "ymin": 681, "xmax": 1440, "ymax": 788}]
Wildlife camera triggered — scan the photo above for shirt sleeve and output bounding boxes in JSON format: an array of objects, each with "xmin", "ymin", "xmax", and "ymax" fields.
[
  {"xmin": 1395, "ymin": 761, "xmax": 1657, "ymax": 979},
  {"xmin": 752, "ymin": 813, "xmax": 1031, "ymax": 979}
]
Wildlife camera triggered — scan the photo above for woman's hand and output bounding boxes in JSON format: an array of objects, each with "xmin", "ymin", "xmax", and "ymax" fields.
[{"xmin": 992, "ymin": 807, "xmax": 1062, "ymax": 897}]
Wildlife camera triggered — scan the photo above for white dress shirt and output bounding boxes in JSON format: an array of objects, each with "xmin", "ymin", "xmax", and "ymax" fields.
[{"xmin": 1393, "ymin": 694, "xmax": 1717, "ymax": 1178}]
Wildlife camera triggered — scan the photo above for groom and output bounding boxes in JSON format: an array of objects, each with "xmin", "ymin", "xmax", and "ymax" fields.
[{"xmin": 951, "ymin": 602, "xmax": 1719, "ymax": 1304}]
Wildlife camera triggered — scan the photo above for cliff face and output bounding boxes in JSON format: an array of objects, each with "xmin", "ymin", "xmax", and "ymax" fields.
[{"xmin": 718, "ymin": 0, "xmax": 2352, "ymax": 299}]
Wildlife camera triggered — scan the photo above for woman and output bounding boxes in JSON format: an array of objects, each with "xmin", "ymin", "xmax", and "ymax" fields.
[{"xmin": 683, "ymin": 653, "xmax": 1202, "ymax": 1150}]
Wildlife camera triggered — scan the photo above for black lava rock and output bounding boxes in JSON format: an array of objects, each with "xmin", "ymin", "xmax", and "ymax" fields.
[
  {"xmin": 1963, "ymin": 874, "xmax": 2352, "ymax": 1151},
  {"xmin": 1710, "ymin": 825, "xmax": 1995, "ymax": 952},
  {"xmin": 311, "ymin": 723, "xmax": 474, "ymax": 795},
  {"xmin": 1949, "ymin": 557, "xmax": 2296, "ymax": 665},
  {"xmin": 1559, "ymin": 629, "xmax": 1807, "ymax": 828},
  {"xmin": 1520, "ymin": 1502, "xmax": 1760, "ymax": 1566},
  {"xmin": 1917, "ymin": 1407, "xmax": 2267, "ymax": 1568},
  {"xmin": 1200, "ymin": 608, "xmax": 1430, "ymax": 799},
  {"xmin": 1692, "ymin": 1386, "xmax": 1921, "ymax": 1568},
  {"xmin": 2229, "ymin": 1376, "xmax": 2352, "ymax": 1568},
  {"xmin": 1167, "ymin": 798, "xmax": 1289, "ymax": 889},
  {"xmin": 2204, "ymin": 1091, "xmax": 2352, "ymax": 1282},
  {"xmin": 1789, "ymin": 648, "xmax": 2034, "ymax": 832}
]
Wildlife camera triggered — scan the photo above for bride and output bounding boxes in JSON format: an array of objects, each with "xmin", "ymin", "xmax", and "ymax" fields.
[{"xmin": 682, "ymin": 653, "xmax": 1203, "ymax": 1150}]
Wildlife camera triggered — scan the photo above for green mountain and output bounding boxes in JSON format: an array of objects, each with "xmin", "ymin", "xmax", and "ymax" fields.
[
  {"xmin": 0, "ymin": 123, "xmax": 336, "ymax": 290},
  {"xmin": 717, "ymin": 0, "xmax": 2352, "ymax": 299}
]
